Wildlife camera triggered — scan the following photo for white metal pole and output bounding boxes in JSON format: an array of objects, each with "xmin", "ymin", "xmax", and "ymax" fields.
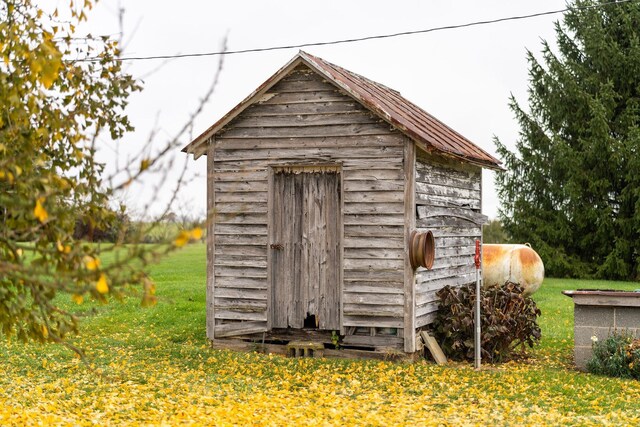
[{"xmin": 474, "ymin": 239, "xmax": 481, "ymax": 370}]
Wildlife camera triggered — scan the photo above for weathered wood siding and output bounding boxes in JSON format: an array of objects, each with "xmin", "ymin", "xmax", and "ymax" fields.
[
  {"xmin": 414, "ymin": 151, "xmax": 483, "ymax": 328},
  {"xmin": 210, "ymin": 64, "xmax": 406, "ymax": 337}
]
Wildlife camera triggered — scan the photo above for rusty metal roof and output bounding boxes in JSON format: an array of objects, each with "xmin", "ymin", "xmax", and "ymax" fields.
[{"xmin": 183, "ymin": 51, "xmax": 502, "ymax": 169}]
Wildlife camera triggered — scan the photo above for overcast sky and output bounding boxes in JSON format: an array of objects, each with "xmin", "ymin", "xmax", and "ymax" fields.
[{"xmin": 62, "ymin": 0, "xmax": 568, "ymax": 220}]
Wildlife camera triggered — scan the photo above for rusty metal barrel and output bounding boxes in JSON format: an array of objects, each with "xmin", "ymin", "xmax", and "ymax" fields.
[
  {"xmin": 482, "ymin": 244, "xmax": 544, "ymax": 296},
  {"xmin": 410, "ymin": 230, "xmax": 435, "ymax": 270}
]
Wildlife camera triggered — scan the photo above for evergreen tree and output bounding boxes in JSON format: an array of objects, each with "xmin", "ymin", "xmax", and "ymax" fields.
[
  {"xmin": 483, "ymin": 219, "xmax": 510, "ymax": 244},
  {"xmin": 495, "ymin": 0, "xmax": 640, "ymax": 280}
]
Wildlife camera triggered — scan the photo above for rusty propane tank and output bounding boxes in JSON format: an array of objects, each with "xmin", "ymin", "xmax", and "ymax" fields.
[{"xmin": 482, "ymin": 244, "xmax": 544, "ymax": 296}]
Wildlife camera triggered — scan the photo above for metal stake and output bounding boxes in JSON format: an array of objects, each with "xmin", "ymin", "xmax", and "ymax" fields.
[{"xmin": 474, "ymin": 239, "xmax": 481, "ymax": 370}]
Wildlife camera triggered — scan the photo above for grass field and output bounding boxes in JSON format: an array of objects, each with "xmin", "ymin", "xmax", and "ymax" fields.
[{"xmin": 1, "ymin": 243, "xmax": 639, "ymax": 425}]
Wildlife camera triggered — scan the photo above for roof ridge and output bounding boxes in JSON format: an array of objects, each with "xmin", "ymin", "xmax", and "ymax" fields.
[
  {"xmin": 302, "ymin": 52, "xmax": 402, "ymax": 96},
  {"xmin": 184, "ymin": 51, "xmax": 502, "ymax": 169}
]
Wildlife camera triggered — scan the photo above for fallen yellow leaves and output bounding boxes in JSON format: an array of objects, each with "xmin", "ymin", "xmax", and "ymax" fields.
[
  {"xmin": 1, "ymin": 347, "xmax": 639, "ymax": 426},
  {"xmin": 1, "ymin": 249, "xmax": 637, "ymax": 426}
]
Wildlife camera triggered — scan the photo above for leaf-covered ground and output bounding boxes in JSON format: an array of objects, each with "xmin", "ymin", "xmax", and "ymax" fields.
[{"xmin": 2, "ymin": 243, "xmax": 639, "ymax": 426}]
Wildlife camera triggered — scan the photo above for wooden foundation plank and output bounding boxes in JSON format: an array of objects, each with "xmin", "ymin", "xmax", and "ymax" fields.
[{"xmin": 215, "ymin": 321, "xmax": 268, "ymax": 338}]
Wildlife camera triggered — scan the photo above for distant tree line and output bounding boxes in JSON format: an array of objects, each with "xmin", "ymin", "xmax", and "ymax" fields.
[{"xmin": 72, "ymin": 206, "xmax": 205, "ymax": 244}]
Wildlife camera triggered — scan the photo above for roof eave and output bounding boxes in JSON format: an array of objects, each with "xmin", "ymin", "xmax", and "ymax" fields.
[{"xmin": 413, "ymin": 139, "xmax": 504, "ymax": 171}]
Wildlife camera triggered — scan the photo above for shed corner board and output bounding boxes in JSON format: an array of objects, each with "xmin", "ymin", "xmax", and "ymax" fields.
[
  {"xmin": 403, "ymin": 137, "xmax": 416, "ymax": 353},
  {"xmin": 206, "ymin": 140, "xmax": 216, "ymax": 339}
]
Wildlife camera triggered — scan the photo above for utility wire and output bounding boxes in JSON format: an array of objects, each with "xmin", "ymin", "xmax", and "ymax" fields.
[{"xmin": 75, "ymin": 0, "xmax": 636, "ymax": 62}]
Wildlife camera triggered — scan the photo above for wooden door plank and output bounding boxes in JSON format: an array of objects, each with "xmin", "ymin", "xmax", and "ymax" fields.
[
  {"xmin": 292, "ymin": 173, "xmax": 305, "ymax": 328},
  {"xmin": 271, "ymin": 172, "xmax": 284, "ymax": 328},
  {"xmin": 303, "ymin": 172, "xmax": 322, "ymax": 329}
]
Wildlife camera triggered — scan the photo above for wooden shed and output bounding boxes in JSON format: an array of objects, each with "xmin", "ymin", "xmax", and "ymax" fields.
[{"xmin": 183, "ymin": 51, "xmax": 502, "ymax": 356}]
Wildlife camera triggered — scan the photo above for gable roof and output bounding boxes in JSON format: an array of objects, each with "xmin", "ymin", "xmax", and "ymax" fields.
[{"xmin": 183, "ymin": 51, "xmax": 502, "ymax": 170}]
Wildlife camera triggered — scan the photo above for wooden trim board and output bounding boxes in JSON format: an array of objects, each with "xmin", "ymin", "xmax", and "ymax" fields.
[
  {"xmin": 403, "ymin": 137, "xmax": 416, "ymax": 352},
  {"xmin": 206, "ymin": 138, "xmax": 216, "ymax": 339}
]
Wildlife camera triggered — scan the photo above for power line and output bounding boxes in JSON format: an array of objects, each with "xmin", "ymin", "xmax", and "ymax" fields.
[{"xmin": 74, "ymin": 0, "xmax": 636, "ymax": 63}]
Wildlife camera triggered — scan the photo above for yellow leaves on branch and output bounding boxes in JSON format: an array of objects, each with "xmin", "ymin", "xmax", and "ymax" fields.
[
  {"xmin": 174, "ymin": 228, "xmax": 203, "ymax": 248},
  {"xmin": 95, "ymin": 273, "xmax": 109, "ymax": 294},
  {"xmin": 83, "ymin": 256, "xmax": 101, "ymax": 271},
  {"xmin": 0, "ymin": 165, "xmax": 20, "ymax": 184},
  {"xmin": 26, "ymin": 36, "xmax": 62, "ymax": 89},
  {"xmin": 141, "ymin": 276, "xmax": 157, "ymax": 307},
  {"xmin": 56, "ymin": 241, "xmax": 71, "ymax": 254},
  {"xmin": 83, "ymin": 256, "xmax": 108, "ymax": 295},
  {"xmin": 0, "ymin": 170, "xmax": 14, "ymax": 184},
  {"xmin": 191, "ymin": 227, "xmax": 203, "ymax": 240},
  {"xmin": 34, "ymin": 197, "xmax": 48, "ymax": 223},
  {"xmin": 174, "ymin": 233, "xmax": 189, "ymax": 248},
  {"xmin": 37, "ymin": 39, "xmax": 62, "ymax": 89},
  {"xmin": 139, "ymin": 158, "xmax": 151, "ymax": 172}
]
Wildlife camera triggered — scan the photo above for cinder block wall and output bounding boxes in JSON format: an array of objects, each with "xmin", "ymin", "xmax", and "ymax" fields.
[{"xmin": 573, "ymin": 305, "xmax": 640, "ymax": 370}]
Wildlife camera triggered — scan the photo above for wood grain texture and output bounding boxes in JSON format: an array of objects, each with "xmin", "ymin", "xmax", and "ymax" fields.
[
  {"xmin": 208, "ymin": 66, "xmax": 407, "ymax": 335},
  {"xmin": 342, "ymin": 334, "xmax": 403, "ymax": 348},
  {"xmin": 270, "ymin": 169, "xmax": 341, "ymax": 330},
  {"xmin": 413, "ymin": 149, "xmax": 482, "ymax": 330},
  {"xmin": 214, "ymin": 321, "xmax": 268, "ymax": 338}
]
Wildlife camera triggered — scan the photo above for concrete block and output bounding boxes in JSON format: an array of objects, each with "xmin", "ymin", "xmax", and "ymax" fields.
[
  {"xmin": 575, "ymin": 305, "xmax": 614, "ymax": 328},
  {"xmin": 574, "ymin": 326, "xmax": 610, "ymax": 347},
  {"xmin": 615, "ymin": 307, "xmax": 640, "ymax": 329},
  {"xmin": 574, "ymin": 345, "xmax": 592, "ymax": 371}
]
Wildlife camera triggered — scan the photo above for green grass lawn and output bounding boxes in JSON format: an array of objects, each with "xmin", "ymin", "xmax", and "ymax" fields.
[{"xmin": 1, "ymin": 243, "xmax": 639, "ymax": 426}]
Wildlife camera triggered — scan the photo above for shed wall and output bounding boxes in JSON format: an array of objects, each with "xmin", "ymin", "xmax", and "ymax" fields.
[
  {"xmin": 414, "ymin": 151, "xmax": 483, "ymax": 328},
  {"xmin": 210, "ymin": 65, "xmax": 407, "ymax": 338}
]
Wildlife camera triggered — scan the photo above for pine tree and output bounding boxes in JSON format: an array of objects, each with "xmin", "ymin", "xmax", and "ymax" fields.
[{"xmin": 495, "ymin": 0, "xmax": 640, "ymax": 280}]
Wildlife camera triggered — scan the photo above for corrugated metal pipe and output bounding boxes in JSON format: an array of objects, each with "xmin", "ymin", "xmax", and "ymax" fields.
[{"xmin": 409, "ymin": 230, "xmax": 435, "ymax": 270}]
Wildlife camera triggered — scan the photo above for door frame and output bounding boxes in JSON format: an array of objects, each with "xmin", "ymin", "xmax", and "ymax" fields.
[{"xmin": 267, "ymin": 163, "xmax": 344, "ymax": 333}]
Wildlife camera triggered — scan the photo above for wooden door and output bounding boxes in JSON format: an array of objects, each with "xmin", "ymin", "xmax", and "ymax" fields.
[{"xmin": 270, "ymin": 168, "xmax": 341, "ymax": 330}]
